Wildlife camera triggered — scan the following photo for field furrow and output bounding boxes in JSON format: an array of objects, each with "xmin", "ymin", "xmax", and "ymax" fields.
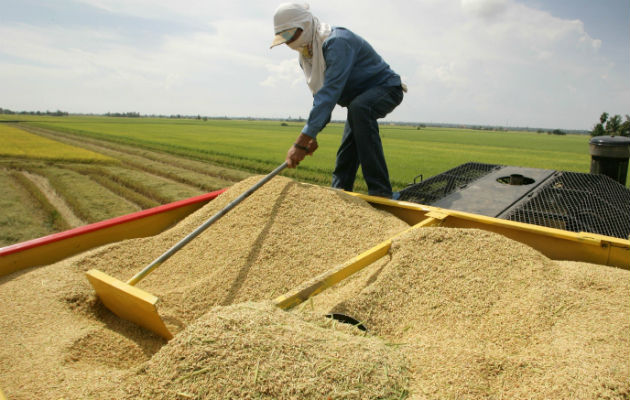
[
  {"xmin": 66, "ymin": 165, "xmax": 204, "ymax": 205},
  {"xmin": 0, "ymin": 170, "xmax": 54, "ymax": 246},
  {"xmin": 33, "ymin": 167, "xmax": 141, "ymax": 224},
  {"xmin": 20, "ymin": 171, "xmax": 83, "ymax": 228},
  {"xmin": 17, "ymin": 125, "xmax": 249, "ymax": 188}
]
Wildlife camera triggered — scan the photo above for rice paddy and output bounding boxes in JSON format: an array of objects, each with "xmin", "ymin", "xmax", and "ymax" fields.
[{"xmin": 0, "ymin": 115, "xmax": 597, "ymax": 247}]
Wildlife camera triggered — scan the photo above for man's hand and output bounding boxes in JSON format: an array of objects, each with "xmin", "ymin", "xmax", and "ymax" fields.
[{"xmin": 286, "ymin": 133, "xmax": 318, "ymax": 168}]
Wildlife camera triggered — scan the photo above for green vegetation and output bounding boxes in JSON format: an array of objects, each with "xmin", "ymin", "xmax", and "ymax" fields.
[
  {"xmin": 9, "ymin": 171, "xmax": 70, "ymax": 233},
  {"xmin": 0, "ymin": 116, "xmax": 599, "ymax": 247},
  {"xmin": 22, "ymin": 124, "xmax": 246, "ymax": 190},
  {"xmin": 0, "ymin": 172, "xmax": 54, "ymax": 246},
  {"xmin": 67, "ymin": 164, "xmax": 204, "ymax": 205},
  {"xmin": 0, "ymin": 124, "xmax": 113, "ymax": 162},
  {"xmin": 591, "ymin": 112, "xmax": 630, "ymax": 137},
  {"xmin": 34, "ymin": 166, "xmax": 140, "ymax": 223},
  {"xmin": 21, "ymin": 115, "xmax": 593, "ymax": 188}
]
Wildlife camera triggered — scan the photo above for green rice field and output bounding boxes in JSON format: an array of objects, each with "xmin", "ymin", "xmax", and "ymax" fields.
[
  {"xmin": 17, "ymin": 115, "xmax": 593, "ymax": 183},
  {"xmin": 0, "ymin": 115, "xmax": 599, "ymax": 246}
]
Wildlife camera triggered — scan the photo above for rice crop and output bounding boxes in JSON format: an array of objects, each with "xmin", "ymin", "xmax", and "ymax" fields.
[
  {"xmin": 0, "ymin": 124, "xmax": 113, "ymax": 163},
  {"xmin": 0, "ymin": 171, "xmax": 54, "ymax": 245},
  {"xmin": 35, "ymin": 166, "xmax": 140, "ymax": 223},
  {"xmin": 23, "ymin": 115, "xmax": 593, "ymax": 191},
  {"xmin": 306, "ymin": 227, "xmax": 630, "ymax": 399}
]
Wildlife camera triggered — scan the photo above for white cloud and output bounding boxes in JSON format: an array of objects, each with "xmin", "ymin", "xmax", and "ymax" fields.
[
  {"xmin": 0, "ymin": 0, "xmax": 627, "ymax": 129},
  {"xmin": 461, "ymin": 0, "xmax": 509, "ymax": 20},
  {"xmin": 260, "ymin": 58, "xmax": 304, "ymax": 89}
]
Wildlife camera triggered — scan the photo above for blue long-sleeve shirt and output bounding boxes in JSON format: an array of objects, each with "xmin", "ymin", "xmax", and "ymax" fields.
[{"xmin": 301, "ymin": 27, "xmax": 401, "ymax": 138}]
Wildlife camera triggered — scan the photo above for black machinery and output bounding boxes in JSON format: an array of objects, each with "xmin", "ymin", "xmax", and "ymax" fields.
[{"xmin": 398, "ymin": 162, "xmax": 630, "ymax": 240}]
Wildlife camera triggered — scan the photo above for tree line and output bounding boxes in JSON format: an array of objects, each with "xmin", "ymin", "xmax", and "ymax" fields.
[
  {"xmin": 591, "ymin": 112, "xmax": 630, "ymax": 137},
  {"xmin": 0, "ymin": 107, "xmax": 68, "ymax": 116}
]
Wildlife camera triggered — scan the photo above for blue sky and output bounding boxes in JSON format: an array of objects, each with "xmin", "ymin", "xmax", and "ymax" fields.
[{"xmin": 1, "ymin": 0, "xmax": 628, "ymax": 130}]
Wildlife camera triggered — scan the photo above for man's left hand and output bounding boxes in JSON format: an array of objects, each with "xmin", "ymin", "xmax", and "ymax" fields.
[{"xmin": 286, "ymin": 134, "xmax": 318, "ymax": 168}]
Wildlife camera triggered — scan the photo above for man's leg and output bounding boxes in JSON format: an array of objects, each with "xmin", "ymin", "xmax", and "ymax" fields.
[
  {"xmin": 346, "ymin": 85, "xmax": 403, "ymax": 197},
  {"xmin": 332, "ymin": 120, "xmax": 360, "ymax": 191}
]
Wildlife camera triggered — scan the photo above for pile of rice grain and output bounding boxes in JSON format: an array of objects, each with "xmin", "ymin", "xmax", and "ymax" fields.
[
  {"xmin": 0, "ymin": 176, "xmax": 409, "ymax": 399},
  {"xmin": 75, "ymin": 175, "xmax": 409, "ymax": 328},
  {"xmin": 316, "ymin": 227, "xmax": 630, "ymax": 399},
  {"xmin": 114, "ymin": 302, "xmax": 409, "ymax": 399},
  {"xmin": 2, "ymin": 174, "xmax": 628, "ymax": 400}
]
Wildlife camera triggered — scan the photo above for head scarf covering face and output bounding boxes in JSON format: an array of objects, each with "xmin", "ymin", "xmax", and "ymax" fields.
[{"xmin": 273, "ymin": 3, "xmax": 331, "ymax": 94}]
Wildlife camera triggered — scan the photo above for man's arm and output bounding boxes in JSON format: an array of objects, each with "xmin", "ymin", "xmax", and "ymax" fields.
[
  {"xmin": 286, "ymin": 37, "xmax": 355, "ymax": 168},
  {"xmin": 301, "ymin": 37, "xmax": 356, "ymax": 138}
]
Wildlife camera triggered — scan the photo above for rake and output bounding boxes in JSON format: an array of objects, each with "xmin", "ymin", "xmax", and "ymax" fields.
[{"xmin": 86, "ymin": 162, "xmax": 288, "ymax": 339}]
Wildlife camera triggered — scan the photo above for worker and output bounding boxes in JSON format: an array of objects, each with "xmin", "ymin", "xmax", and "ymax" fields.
[{"xmin": 270, "ymin": 3, "xmax": 406, "ymax": 199}]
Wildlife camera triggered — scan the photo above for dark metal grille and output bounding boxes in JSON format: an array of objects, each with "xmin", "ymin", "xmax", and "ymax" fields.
[
  {"xmin": 503, "ymin": 172, "xmax": 630, "ymax": 239},
  {"xmin": 399, "ymin": 162, "xmax": 500, "ymax": 204}
]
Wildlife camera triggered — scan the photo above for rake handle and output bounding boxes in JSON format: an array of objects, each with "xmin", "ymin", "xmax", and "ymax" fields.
[{"xmin": 126, "ymin": 161, "xmax": 288, "ymax": 286}]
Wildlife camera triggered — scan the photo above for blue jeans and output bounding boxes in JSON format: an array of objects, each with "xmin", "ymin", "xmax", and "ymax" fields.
[{"xmin": 331, "ymin": 85, "xmax": 404, "ymax": 197}]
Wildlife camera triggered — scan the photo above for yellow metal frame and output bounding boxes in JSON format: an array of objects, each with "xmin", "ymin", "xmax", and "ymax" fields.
[
  {"xmin": 354, "ymin": 193, "xmax": 630, "ymax": 270},
  {"xmin": 274, "ymin": 217, "xmax": 440, "ymax": 310},
  {"xmin": 3, "ymin": 187, "xmax": 626, "ymax": 280}
]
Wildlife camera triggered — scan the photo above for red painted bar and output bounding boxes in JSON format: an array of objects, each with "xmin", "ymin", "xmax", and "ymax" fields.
[{"xmin": 0, "ymin": 189, "xmax": 227, "ymax": 276}]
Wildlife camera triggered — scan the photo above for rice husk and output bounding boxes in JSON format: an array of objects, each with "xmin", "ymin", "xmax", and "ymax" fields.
[
  {"xmin": 312, "ymin": 227, "xmax": 630, "ymax": 399},
  {"xmin": 116, "ymin": 301, "xmax": 409, "ymax": 399}
]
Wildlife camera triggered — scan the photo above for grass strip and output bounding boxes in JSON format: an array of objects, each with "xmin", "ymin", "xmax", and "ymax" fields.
[
  {"xmin": 0, "ymin": 124, "xmax": 114, "ymax": 163},
  {"xmin": 10, "ymin": 171, "xmax": 70, "ymax": 232},
  {"xmin": 34, "ymin": 166, "xmax": 140, "ymax": 223},
  {"xmin": 19, "ymin": 125, "xmax": 238, "ymax": 192},
  {"xmin": 65, "ymin": 165, "xmax": 164, "ymax": 208},
  {"xmin": 82, "ymin": 172, "xmax": 160, "ymax": 210},
  {"xmin": 0, "ymin": 171, "xmax": 54, "ymax": 245},
  {"xmin": 26, "ymin": 122, "xmax": 332, "ymax": 185}
]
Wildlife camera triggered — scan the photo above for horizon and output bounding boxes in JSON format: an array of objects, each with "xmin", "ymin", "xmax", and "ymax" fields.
[
  {"xmin": 1, "ymin": 107, "xmax": 597, "ymax": 133},
  {"xmin": 1, "ymin": 0, "xmax": 628, "ymax": 132}
]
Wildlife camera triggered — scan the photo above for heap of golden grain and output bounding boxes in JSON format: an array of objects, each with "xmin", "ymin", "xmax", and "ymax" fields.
[{"xmin": 0, "ymin": 175, "xmax": 627, "ymax": 399}]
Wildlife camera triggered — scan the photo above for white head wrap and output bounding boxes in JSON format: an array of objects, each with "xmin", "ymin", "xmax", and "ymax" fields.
[{"xmin": 273, "ymin": 3, "xmax": 331, "ymax": 94}]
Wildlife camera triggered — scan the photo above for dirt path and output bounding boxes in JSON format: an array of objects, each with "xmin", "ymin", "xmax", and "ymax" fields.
[{"xmin": 21, "ymin": 171, "xmax": 85, "ymax": 228}]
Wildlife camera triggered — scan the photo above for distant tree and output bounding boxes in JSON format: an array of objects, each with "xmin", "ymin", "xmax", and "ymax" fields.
[
  {"xmin": 620, "ymin": 115, "xmax": 630, "ymax": 137},
  {"xmin": 606, "ymin": 114, "xmax": 622, "ymax": 135},
  {"xmin": 591, "ymin": 112, "xmax": 630, "ymax": 136},
  {"xmin": 592, "ymin": 124, "xmax": 605, "ymax": 136},
  {"xmin": 591, "ymin": 112, "xmax": 609, "ymax": 136}
]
